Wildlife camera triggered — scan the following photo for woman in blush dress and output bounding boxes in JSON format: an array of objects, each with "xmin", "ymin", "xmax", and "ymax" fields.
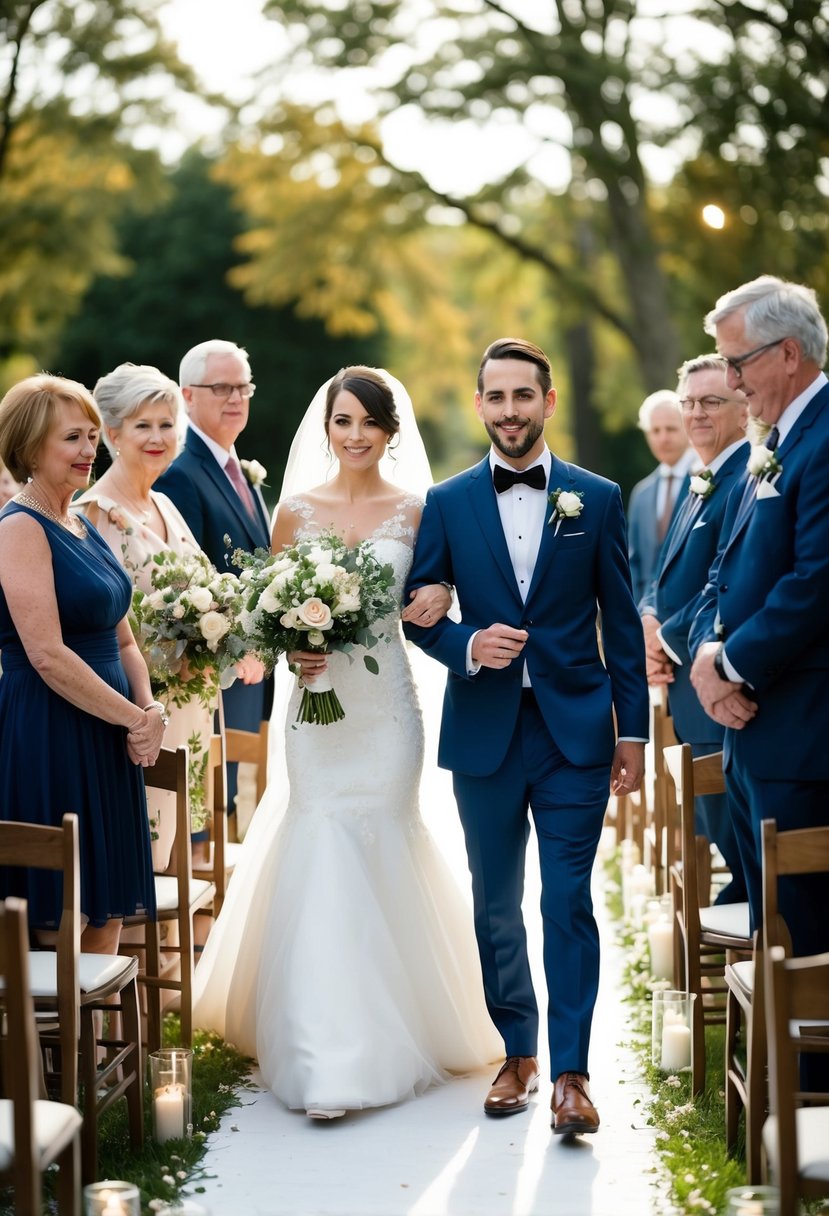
[
  {"xmin": 194, "ymin": 366, "xmax": 500, "ymax": 1119},
  {"xmin": 0, "ymin": 374, "xmax": 162, "ymax": 951},
  {"xmin": 75, "ymin": 363, "xmax": 233, "ymax": 867}
]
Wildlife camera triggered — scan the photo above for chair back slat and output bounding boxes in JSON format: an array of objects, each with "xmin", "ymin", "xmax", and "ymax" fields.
[{"xmin": 0, "ymin": 897, "xmax": 40, "ymax": 1198}]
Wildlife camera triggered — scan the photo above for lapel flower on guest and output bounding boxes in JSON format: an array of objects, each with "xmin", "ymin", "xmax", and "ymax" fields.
[
  {"xmin": 547, "ymin": 487, "xmax": 584, "ymax": 535},
  {"xmin": 689, "ymin": 469, "xmax": 715, "ymax": 499},
  {"xmin": 241, "ymin": 459, "xmax": 268, "ymax": 488},
  {"xmin": 746, "ymin": 445, "xmax": 781, "ymax": 480}
]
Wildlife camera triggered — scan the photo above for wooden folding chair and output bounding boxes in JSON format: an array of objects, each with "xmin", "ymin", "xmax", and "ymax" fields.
[
  {"xmin": 0, "ymin": 897, "xmax": 82, "ymax": 1216},
  {"xmin": 762, "ymin": 945, "xmax": 829, "ymax": 1216},
  {"xmin": 726, "ymin": 821, "xmax": 829, "ymax": 1182},
  {"xmin": 646, "ymin": 689, "xmax": 677, "ymax": 894},
  {"xmin": 664, "ymin": 744, "xmax": 751, "ymax": 1094},
  {"xmin": 123, "ymin": 747, "xmax": 215, "ymax": 1053},
  {"xmin": 0, "ymin": 814, "xmax": 143, "ymax": 1184}
]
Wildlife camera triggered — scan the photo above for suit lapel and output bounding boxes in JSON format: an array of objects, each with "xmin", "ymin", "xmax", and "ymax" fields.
[
  {"xmin": 659, "ymin": 492, "xmax": 700, "ymax": 574},
  {"xmin": 467, "ymin": 458, "xmax": 523, "ymax": 604},
  {"xmin": 525, "ymin": 455, "xmax": 573, "ymax": 605},
  {"xmin": 186, "ymin": 430, "xmax": 261, "ymax": 546}
]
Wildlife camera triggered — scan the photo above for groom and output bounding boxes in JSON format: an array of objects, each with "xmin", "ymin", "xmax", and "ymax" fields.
[{"xmin": 405, "ymin": 338, "xmax": 648, "ymax": 1134}]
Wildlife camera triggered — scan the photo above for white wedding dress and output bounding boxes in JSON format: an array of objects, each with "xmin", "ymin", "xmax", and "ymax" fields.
[{"xmin": 193, "ymin": 497, "xmax": 500, "ymax": 1112}]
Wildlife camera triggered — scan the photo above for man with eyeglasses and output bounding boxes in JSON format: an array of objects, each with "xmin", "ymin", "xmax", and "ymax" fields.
[
  {"xmin": 689, "ymin": 279, "xmax": 829, "ymax": 1058},
  {"xmin": 157, "ymin": 338, "xmax": 272, "ymax": 831},
  {"xmin": 640, "ymin": 354, "xmax": 750, "ymax": 904}
]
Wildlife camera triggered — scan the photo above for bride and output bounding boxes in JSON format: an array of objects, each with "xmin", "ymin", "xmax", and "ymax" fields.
[{"xmin": 193, "ymin": 366, "xmax": 500, "ymax": 1118}]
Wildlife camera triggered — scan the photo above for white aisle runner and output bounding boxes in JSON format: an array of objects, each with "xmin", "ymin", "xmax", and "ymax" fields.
[{"xmin": 196, "ymin": 656, "xmax": 661, "ymax": 1216}]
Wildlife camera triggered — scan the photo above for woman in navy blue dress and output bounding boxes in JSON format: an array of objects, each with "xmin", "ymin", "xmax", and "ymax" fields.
[{"xmin": 0, "ymin": 374, "xmax": 164, "ymax": 954}]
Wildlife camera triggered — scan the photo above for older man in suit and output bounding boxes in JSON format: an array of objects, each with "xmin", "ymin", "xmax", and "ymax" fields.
[
  {"xmin": 690, "ymin": 279, "xmax": 829, "ymax": 997},
  {"xmin": 405, "ymin": 338, "xmax": 649, "ymax": 1135},
  {"xmin": 627, "ymin": 390, "xmax": 695, "ymax": 604},
  {"xmin": 157, "ymin": 339, "xmax": 272, "ymax": 822},
  {"xmin": 640, "ymin": 354, "xmax": 750, "ymax": 903}
]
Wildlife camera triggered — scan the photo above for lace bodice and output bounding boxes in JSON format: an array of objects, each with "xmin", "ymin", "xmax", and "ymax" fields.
[{"xmin": 282, "ymin": 493, "xmax": 423, "ymax": 549}]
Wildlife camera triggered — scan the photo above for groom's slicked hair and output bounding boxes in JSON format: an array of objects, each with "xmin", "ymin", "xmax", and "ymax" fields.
[
  {"xmin": 325, "ymin": 366, "xmax": 400, "ymax": 438},
  {"xmin": 478, "ymin": 338, "xmax": 552, "ymax": 398}
]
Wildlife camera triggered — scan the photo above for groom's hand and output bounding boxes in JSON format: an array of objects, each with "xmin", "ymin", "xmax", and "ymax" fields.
[
  {"xmin": 610, "ymin": 741, "xmax": 645, "ymax": 795},
  {"xmin": 471, "ymin": 624, "xmax": 528, "ymax": 669}
]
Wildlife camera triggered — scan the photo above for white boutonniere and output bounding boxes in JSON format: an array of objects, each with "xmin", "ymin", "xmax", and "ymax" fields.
[
  {"xmin": 241, "ymin": 458, "xmax": 267, "ymax": 488},
  {"xmin": 689, "ymin": 469, "xmax": 715, "ymax": 499},
  {"xmin": 547, "ymin": 487, "xmax": 584, "ymax": 534},
  {"xmin": 746, "ymin": 445, "xmax": 781, "ymax": 480}
]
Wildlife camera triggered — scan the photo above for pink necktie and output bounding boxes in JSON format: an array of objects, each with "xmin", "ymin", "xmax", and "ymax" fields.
[{"xmin": 226, "ymin": 457, "xmax": 257, "ymax": 521}]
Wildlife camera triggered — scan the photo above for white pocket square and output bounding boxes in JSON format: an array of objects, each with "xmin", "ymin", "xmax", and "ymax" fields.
[
  {"xmin": 692, "ymin": 519, "xmax": 708, "ymax": 530},
  {"xmin": 756, "ymin": 480, "xmax": 781, "ymax": 500},
  {"xmin": 562, "ymin": 531, "xmax": 586, "ymax": 537}
]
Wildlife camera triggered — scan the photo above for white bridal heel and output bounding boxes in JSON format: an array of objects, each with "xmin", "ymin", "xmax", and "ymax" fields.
[{"xmin": 306, "ymin": 1107, "xmax": 346, "ymax": 1120}]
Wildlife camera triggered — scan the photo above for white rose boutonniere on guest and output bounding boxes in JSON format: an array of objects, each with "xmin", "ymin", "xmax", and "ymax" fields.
[
  {"xmin": 689, "ymin": 469, "xmax": 715, "ymax": 499},
  {"xmin": 747, "ymin": 445, "xmax": 781, "ymax": 480},
  {"xmin": 241, "ymin": 458, "xmax": 267, "ymax": 488},
  {"xmin": 547, "ymin": 487, "xmax": 584, "ymax": 535}
]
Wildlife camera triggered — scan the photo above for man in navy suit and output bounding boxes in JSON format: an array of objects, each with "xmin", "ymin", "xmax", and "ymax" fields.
[
  {"xmin": 405, "ymin": 338, "xmax": 649, "ymax": 1134},
  {"xmin": 640, "ymin": 354, "xmax": 750, "ymax": 903},
  {"xmin": 627, "ymin": 390, "xmax": 695, "ymax": 604},
  {"xmin": 690, "ymin": 278, "xmax": 829, "ymax": 983},
  {"xmin": 156, "ymin": 339, "xmax": 272, "ymax": 822}
]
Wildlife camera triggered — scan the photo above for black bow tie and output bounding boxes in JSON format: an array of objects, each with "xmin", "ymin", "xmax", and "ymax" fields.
[{"xmin": 492, "ymin": 463, "xmax": 547, "ymax": 494}]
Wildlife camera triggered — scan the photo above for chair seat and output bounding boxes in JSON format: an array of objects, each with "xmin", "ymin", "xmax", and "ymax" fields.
[
  {"xmin": 699, "ymin": 901, "xmax": 750, "ymax": 940},
  {"xmin": 0, "ymin": 1097, "xmax": 83, "ymax": 1168},
  {"xmin": 763, "ymin": 1108, "xmax": 829, "ymax": 1180},
  {"xmin": 27, "ymin": 950, "xmax": 137, "ymax": 997},
  {"xmin": 155, "ymin": 875, "xmax": 215, "ymax": 914},
  {"xmin": 726, "ymin": 958, "xmax": 754, "ymax": 996}
]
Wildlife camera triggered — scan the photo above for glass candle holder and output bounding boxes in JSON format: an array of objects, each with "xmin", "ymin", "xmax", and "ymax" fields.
[
  {"xmin": 651, "ymin": 989, "xmax": 695, "ymax": 1074},
  {"xmin": 149, "ymin": 1047, "xmax": 193, "ymax": 1143},
  {"xmin": 724, "ymin": 1185, "xmax": 780, "ymax": 1215},
  {"xmin": 83, "ymin": 1181, "xmax": 141, "ymax": 1215}
]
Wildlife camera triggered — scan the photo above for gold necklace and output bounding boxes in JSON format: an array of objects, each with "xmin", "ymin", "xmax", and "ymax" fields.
[{"xmin": 16, "ymin": 492, "xmax": 88, "ymax": 538}]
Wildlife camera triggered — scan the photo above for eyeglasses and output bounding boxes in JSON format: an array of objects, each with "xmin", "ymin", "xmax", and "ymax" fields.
[
  {"xmin": 722, "ymin": 339, "xmax": 785, "ymax": 376},
  {"xmin": 189, "ymin": 382, "xmax": 256, "ymax": 399},
  {"xmin": 679, "ymin": 395, "xmax": 731, "ymax": 413}
]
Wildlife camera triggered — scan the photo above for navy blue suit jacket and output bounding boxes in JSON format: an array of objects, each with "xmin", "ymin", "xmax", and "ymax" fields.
[
  {"xmin": 641, "ymin": 441, "xmax": 749, "ymax": 745},
  {"xmin": 404, "ymin": 454, "xmax": 649, "ymax": 777},
  {"xmin": 155, "ymin": 429, "xmax": 271, "ymax": 571},
  {"xmin": 690, "ymin": 383, "xmax": 829, "ymax": 780},
  {"xmin": 627, "ymin": 467, "xmax": 688, "ymax": 605}
]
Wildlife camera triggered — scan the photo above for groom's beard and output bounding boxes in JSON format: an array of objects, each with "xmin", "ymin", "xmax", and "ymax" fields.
[{"xmin": 485, "ymin": 416, "xmax": 545, "ymax": 461}]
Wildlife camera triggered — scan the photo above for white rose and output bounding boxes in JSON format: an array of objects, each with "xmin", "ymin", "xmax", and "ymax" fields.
[
  {"xmin": 313, "ymin": 562, "xmax": 339, "ymax": 585},
  {"xmin": 689, "ymin": 475, "xmax": 710, "ymax": 496},
  {"xmin": 747, "ymin": 445, "xmax": 771, "ymax": 476},
  {"xmin": 189, "ymin": 586, "xmax": 213, "ymax": 613},
  {"xmin": 259, "ymin": 583, "xmax": 282, "ymax": 615},
  {"xmin": 296, "ymin": 597, "xmax": 334, "ymax": 630},
  {"xmin": 241, "ymin": 458, "xmax": 267, "ymax": 486},
  {"xmin": 333, "ymin": 591, "xmax": 361, "ymax": 615},
  {"xmin": 556, "ymin": 491, "xmax": 583, "ymax": 517},
  {"xmin": 280, "ymin": 610, "xmax": 299, "ymax": 629},
  {"xmin": 199, "ymin": 610, "xmax": 230, "ymax": 651},
  {"xmin": 148, "ymin": 589, "xmax": 167, "ymax": 610},
  {"xmin": 171, "ymin": 604, "xmax": 186, "ymax": 620}
]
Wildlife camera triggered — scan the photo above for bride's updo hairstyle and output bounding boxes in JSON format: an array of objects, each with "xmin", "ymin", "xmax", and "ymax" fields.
[{"xmin": 324, "ymin": 366, "xmax": 401, "ymax": 443}]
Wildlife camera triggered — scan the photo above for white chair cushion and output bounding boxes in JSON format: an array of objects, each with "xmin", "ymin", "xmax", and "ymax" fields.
[
  {"xmin": 763, "ymin": 1108, "xmax": 829, "ymax": 1180},
  {"xmin": 699, "ymin": 902, "xmax": 750, "ymax": 939},
  {"xmin": 727, "ymin": 959, "xmax": 754, "ymax": 996},
  {"xmin": 155, "ymin": 876, "xmax": 214, "ymax": 913},
  {"xmin": 27, "ymin": 950, "xmax": 134, "ymax": 996},
  {"xmin": 0, "ymin": 1097, "xmax": 82, "ymax": 1167}
]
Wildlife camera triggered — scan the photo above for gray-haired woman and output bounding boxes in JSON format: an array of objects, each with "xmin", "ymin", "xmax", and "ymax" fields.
[{"xmin": 75, "ymin": 362, "xmax": 216, "ymax": 870}]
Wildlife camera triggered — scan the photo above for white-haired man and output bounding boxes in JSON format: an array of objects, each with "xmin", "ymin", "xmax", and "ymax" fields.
[{"xmin": 627, "ymin": 390, "xmax": 695, "ymax": 603}]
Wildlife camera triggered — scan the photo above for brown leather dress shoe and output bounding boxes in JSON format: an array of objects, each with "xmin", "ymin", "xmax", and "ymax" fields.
[
  {"xmin": 484, "ymin": 1055, "xmax": 540, "ymax": 1116},
  {"xmin": 551, "ymin": 1072, "xmax": 600, "ymax": 1135}
]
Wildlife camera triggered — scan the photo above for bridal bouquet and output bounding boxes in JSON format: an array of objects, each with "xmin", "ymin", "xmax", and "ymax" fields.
[
  {"xmin": 131, "ymin": 550, "xmax": 246, "ymax": 710},
  {"xmin": 235, "ymin": 531, "xmax": 397, "ymax": 724}
]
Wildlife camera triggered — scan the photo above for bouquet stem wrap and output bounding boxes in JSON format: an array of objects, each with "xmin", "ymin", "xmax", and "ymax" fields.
[{"xmin": 296, "ymin": 662, "xmax": 345, "ymax": 725}]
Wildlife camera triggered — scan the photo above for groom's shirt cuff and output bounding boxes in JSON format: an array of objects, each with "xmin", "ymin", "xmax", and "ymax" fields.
[
  {"xmin": 618, "ymin": 736, "xmax": 648, "ymax": 743},
  {"xmin": 466, "ymin": 633, "xmax": 482, "ymax": 676}
]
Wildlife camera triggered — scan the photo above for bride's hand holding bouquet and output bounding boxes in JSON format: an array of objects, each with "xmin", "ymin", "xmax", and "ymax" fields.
[{"xmin": 235, "ymin": 530, "xmax": 397, "ymax": 724}]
